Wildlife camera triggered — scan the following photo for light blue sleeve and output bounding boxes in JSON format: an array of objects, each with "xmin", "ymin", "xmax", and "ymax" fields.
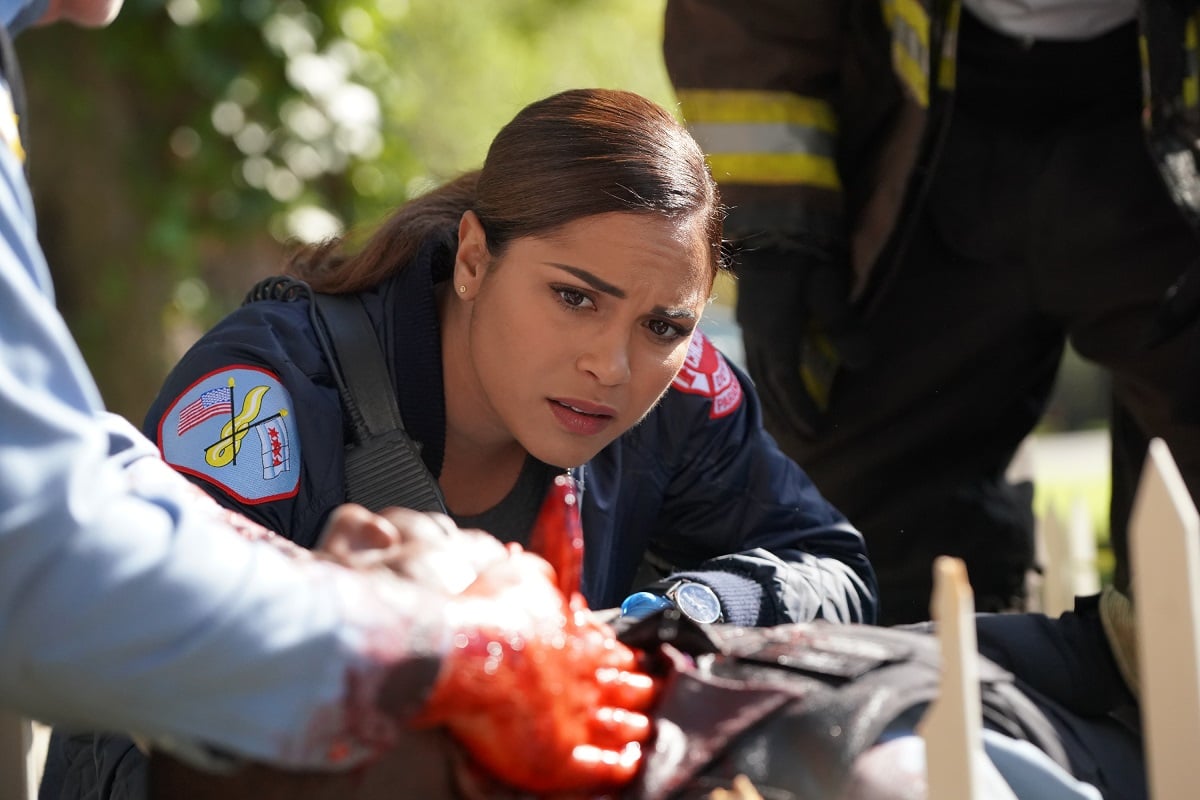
[
  {"xmin": 980, "ymin": 728, "xmax": 1103, "ymax": 800},
  {"xmin": 861, "ymin": 728, "xmax": 1102, "ymax": 799},
  {"xmin": 0, "ymin": 137, "xmax": 444, "ymax": 769}
]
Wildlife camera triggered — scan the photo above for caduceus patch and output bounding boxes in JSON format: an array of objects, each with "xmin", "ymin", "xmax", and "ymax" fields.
[{"xmin": 157, "ymin": 365, "xmax": 301, "ymax": 504}]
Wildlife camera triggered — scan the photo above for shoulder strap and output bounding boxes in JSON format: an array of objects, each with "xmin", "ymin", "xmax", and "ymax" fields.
[
  {"xmin": 312, "ymin": 292, "xmax": 406, "ymax": 439},
  {"xmin": 242, "ymin": 277, "xmax": 447, "ymax": 514},
  {"xmin": 241, "ymin": 275, "xmax": 448, "ymax": 513},
  {"xmin": 310, "ymin": 291, "xmax": 447, "ymax": 514}
]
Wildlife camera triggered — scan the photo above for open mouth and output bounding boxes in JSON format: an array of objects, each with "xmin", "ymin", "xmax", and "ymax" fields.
[
  {"xmin": 549, "ymin": 399, "xmax": 615, "ymax": 435},
  {"xmin": 555, "ymin": 401, "xmax": 608, "ymax": 417}
]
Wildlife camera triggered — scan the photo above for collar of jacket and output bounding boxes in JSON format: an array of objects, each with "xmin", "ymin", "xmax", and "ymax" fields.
[{"xmin": 368, "ymin": 236, "xmax": 451, "ymax": 479}]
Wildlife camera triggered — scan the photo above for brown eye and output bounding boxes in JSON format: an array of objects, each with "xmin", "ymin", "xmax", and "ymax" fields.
[
  {"xmin": 554, "ymin": 287, "xmax": 594, "ymax": 310},
  {"xmin": 647, "ymin": 319, "xmax": 688, "ymax": 341}
]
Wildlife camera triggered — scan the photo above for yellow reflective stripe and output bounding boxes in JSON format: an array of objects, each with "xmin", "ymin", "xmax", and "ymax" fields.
[
  {"xmin": 677, "ymin": 90, "xmax": 842, "ymax": 189},
  {"xmin": 800, "ymin": 367, "xmax": 830, "ymax": 410},
  {"xmin": 937, "ymin": 0, "xmax": 961, "ymax": 91},
  {"xmin": 1186, "ymin": 14, "xmax": 1200, "ymax": 109},
  {"xmin": 704, "ymin": 152, "xmax": 841, "ymax": 190},
  {"xmin": 799, "ymin": 329, "xmax": 840, "ymax": 410},
  {"xmin": 894, "ymin": 40, "xmax": 929, "ymax": 107},
  {"xmin": 883, "ymin": 0, "xmax": 930, "ymax": 51},
  {"xmin": 882, "ymin": 0, "xmax": 932, "ymax": 107},
  {"xmin": 676, "ymin": 90, "xmax": 837, "ymax": 133}
]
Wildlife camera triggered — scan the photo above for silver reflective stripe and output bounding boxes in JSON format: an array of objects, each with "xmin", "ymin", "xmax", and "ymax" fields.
[
  {"xmin": 677, "ymin": 90, "xmax": 841, "ymax": 188},
  {"xmin": 687, "ymin": 121, "xmax": 837, "ymax": 159}
]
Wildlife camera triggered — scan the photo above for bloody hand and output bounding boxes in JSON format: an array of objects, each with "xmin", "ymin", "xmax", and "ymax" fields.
[{"xmin": 414, "ymin": 475, "xmax": 658, "ymax": 794}]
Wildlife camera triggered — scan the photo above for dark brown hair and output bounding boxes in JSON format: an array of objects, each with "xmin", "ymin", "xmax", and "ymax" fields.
[{"xmin": 288, "ymin": 88, "xmax": 726, "ymax": 293}]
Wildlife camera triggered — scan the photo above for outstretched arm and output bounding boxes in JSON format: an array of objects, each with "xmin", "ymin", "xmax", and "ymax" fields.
[
  {"xmin": 619, "ymin": 338, "xmax": 877, "ymax": 625},
  {"xmin": 0, "ymin": 50, "xmax": 456, "ymax": 772}
]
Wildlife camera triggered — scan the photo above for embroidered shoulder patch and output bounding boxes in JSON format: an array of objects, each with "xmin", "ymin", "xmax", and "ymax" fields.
[
  {"xmin": 671, "ymin": 330, "xmax": 744, "ymax": 419},
  {"xmin": 157, "ymin": 365, "xmax": 301, "ymax": 504}
]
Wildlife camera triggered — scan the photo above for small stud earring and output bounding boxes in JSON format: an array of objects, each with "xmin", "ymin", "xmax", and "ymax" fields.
[{"xmin": 457, "ymin": 284, "xmax": 467, "ymax": 294}]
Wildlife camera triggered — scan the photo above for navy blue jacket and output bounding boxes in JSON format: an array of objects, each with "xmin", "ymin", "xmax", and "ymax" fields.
[{"xmin": 145, "ymin": 239, "xmax": 877, "ymax": 626}]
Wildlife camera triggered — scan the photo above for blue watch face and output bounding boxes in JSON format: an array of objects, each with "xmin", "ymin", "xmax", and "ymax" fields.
[{"xmin": 674, "ymin": 582, "xmax": 722, "ymax": 624}]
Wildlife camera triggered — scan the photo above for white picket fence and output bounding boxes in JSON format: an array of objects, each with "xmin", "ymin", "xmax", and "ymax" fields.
[
  {"xmin": 1129, "ymin": 439, "xmax": 1200, "ymax": 799},
  {"xmin": 0, "ymin": 713, "xmax": 45, "ymax": 800},
  {"xmin": 923, "ymin": 437, "xmax": 1197, "ymax": 799}
]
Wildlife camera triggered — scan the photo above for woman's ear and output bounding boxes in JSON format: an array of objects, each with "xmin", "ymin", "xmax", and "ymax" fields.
[{"xmin": 454, "ymin": 210, "xmax": 489, "ymax": 300}]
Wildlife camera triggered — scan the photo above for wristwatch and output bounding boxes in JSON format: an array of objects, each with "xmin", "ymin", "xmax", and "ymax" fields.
[{"xmin": 663, "ymin": 580, "xmax": 723, "ymax": 624}]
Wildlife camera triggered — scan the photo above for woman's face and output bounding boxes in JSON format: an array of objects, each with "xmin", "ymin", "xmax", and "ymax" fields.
[{"xmin": 457, "ymin": 211, "xmax": 712, "ymax": 469}]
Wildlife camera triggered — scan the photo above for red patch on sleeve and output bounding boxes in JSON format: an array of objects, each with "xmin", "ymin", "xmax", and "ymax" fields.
[{"xmin": 671, "ymin": 330, "xmax": 744, "ymax": 418}]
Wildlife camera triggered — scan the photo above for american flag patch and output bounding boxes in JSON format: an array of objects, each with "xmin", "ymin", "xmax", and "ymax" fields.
[{"xmin": 177, "ymin": 387, "xmax": 233, "ymax": 436}]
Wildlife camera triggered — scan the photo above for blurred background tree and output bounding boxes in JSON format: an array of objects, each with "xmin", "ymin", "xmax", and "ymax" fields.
[{"xmin": 17, "ymin": 0, "xmax": 675, "ymax": 421}]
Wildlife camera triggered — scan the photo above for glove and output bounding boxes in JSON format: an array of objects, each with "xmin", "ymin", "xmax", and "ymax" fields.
[{"xmin": 735, "ymin": 242, "xmax": 867, "ymax": 439}]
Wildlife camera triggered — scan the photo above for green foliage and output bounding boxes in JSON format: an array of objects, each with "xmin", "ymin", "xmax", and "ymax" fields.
[
  {"xmin": 94, "ymin": 0, "xmax": 673, "ymax": 264},
  {"xmin": 16, "ymin": 0, "xmax": 674, "ymax": 416},
  {"xmin": 352, "ymin": 0, "xmax": 677, "ymax": 221}
]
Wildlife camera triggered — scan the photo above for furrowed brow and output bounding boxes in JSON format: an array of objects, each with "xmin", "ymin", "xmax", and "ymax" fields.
[
  {"xmin": 652, "ymin": 306, "xmax": 697, "ymax": 321},
  {"xmin": 548, "ymin": 263, "xmax": 626, "ymax": 299},
  {"xmin": 549, "ymin": 262, "xmax": 698, "ymax": 320}
]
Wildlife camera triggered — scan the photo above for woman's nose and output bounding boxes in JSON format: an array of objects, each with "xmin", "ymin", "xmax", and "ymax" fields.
[{"xmin": 576, "ymin": 329, "xmax": 632, "ymax": 386}]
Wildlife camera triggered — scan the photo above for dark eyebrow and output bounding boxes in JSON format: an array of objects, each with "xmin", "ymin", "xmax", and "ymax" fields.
[
  {"xmin": 548, "ymin": 261, "xmax": 699, "ymax": 322},
  {"xmin": 548, "ymin": 262, "xmax": 626, "ymax": 298},
  {"xmin": 655, "ymin": 306, "xmax": 698, "ymax": 321}
]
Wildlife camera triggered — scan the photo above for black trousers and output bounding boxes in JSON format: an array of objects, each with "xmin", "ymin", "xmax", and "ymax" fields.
[{"xmin": 771, "ymin": 12, "xmax": 1200, "ymax": 624}]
